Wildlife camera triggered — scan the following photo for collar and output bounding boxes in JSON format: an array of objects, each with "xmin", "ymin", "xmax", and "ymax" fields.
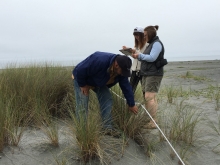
[{"xmin": 148, "ymin": 36, "xmax": 159, "ymax": 44}]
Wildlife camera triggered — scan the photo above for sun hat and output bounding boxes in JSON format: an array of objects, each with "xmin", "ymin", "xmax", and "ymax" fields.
[
  {"xmin": 115, "ymin": 55, "xmax": 132, "ymax": 77},
  {"xmin": 133, "ymin": 27, "xmax": 144, "ymax": 33}
]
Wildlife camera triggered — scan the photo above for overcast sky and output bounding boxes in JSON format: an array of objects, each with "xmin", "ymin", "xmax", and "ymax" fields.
[{"xmin": 0, "ymin": 0, "xmax": 220, "ymax": 67}]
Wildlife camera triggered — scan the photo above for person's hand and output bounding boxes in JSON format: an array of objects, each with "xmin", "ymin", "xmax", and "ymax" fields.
[
  {"xmin": 122, "ymin": 46, "xmax": 127, "ymax": 49},
  {"xmin": 132, "ymin": 53, "xmax": 139, "ymax": 59},
  {"xmin": 131, "ymin": 48, "xmax": 136, "ymax": 54},
  {"xmin": 80, "ymin": 85, "xmax": 91, "ymax": 96},
  {"xmin": 128, "ymin": 105, "xmax": 138, "ymax": 114}
]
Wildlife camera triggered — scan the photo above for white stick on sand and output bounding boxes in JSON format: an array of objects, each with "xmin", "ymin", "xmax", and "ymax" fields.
[{"xmin": 111, "ymin": 90, "xmax": 185, "ymax": 165}]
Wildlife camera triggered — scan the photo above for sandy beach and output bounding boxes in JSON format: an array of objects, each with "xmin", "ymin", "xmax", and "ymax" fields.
[{"xmin": 0, "ymin": 60, "xmax": 220, "ymax": 165}]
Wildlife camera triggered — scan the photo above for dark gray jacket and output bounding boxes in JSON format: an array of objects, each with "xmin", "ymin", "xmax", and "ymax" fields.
[{"xmin": 140, "ymin": 36, "xmax": 165, "ymax": 76}]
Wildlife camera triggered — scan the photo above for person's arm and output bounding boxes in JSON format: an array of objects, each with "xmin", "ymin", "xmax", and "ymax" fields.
[
  {"xmin": 132, "ymin": 42, "xmax": 162, "ymax": 62},
  {"xmin": 73, "ymin": 56, "xmax": 100, "ymax": 95},
  {"xmin": 74, "ymin": 55, "xmax": 100, "ymax": 87},
  {"xmin": 118, "ymin": 76, "xmax": 138, "ymax": 114},
  {"xmin": 73, "ymin": 62, "xmax": 91, "ymax": 87}
]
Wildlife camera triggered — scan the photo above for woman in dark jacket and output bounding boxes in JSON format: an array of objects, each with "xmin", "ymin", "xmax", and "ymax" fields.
[{"xmin": 132, "ymin": 25, "xmax": 166, "ymax": 129}]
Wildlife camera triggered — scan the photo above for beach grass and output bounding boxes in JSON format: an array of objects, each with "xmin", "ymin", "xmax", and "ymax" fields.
[
  {"xmin": 208, "ymin": 85, "xmax": 220, "ymax": 110},
  {"xmin": 39, "ymin": 117, "xmax": 60, "ymax": 147},
  {"xmin": 0, "ymin": 63, "xmax": 72, "ymax": 150},
  {"xmin": 0, "ymin": 62, "xmax": 220, "ymax": 165},
  {"xmin": 70, "ymin": 95, "xmax": 103, "ymax": 163},
  {"xmin": 111, "ymin": 85, "xmax": 147, "ymax": 140},
  {"xmin": 168, "ymin": 99, "xmax": 202, "ymax": 144},
  {"xmin": 180, "ymin": 71, "xmax": 207, "ymax": 81}
]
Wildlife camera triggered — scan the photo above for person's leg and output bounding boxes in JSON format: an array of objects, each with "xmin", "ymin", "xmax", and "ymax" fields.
[
  {"xmin": 145, "ymin": 92, "xmax": 157, "ymax": 127},
  {"xmin": 130, "ymin": 71, "xmax": 141, "ymax": 93},
  {"xmin": 73, "ymin": 80, "xmax": 89, "ymax": 121},
  {"xmin": 142, "ymin": 76, "xmax": 162, "ymax": 128},
  {"xmin": 94, "ymin": 86, "xmax": 113, "ymax": 129}
]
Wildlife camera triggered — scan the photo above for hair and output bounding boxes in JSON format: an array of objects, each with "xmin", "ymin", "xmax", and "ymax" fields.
[
  {"xmin": 133, "ymin": 32, "xmax": 146, "ymax": 49},
  {"xmin": 144, "ymin": 25, "xmax": 159, "ymax": 42}
]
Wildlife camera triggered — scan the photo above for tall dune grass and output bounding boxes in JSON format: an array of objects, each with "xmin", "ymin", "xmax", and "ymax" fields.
[
  {"xmin": 158, "ymin": 98, "xmax": 202, "ymax": 163},
  {"xmin": 0, "ymin": 92, "xmax": 31, "ymax": 150},
  {"xmin": 111, "ymin": 85, "xmax": 147, "ymax": 139},
  {"xmin": 67, "ymin": 89, "xmax": 103, "ymax": 163},
  {"xmin": 0, "ymin": 64, "xmax": 73, "ymax": 150},
  {"xmin": 205, "ymin": 84, "xmax": 220, "ymax": 110},
  {"xmin": 169, "ymin": 100, "xmax": 202, "ymax": 144},
  {"xmin": 68, "ymin": 112, "xmax": 103, "ymax": 163},
  {"xmin": 0, "ymin": 63, "xmax": 216, "ymax": 165}
]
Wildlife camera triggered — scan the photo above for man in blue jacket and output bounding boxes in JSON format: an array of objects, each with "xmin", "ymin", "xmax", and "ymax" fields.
[{"xmin": 72, "ymin": 51, "xmax": 138, "ymax": 134}]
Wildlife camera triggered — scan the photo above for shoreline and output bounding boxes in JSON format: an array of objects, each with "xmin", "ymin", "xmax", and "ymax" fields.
[{"xmin": 0, "ymin": 59, "xmax": 220, "ymax": 70}]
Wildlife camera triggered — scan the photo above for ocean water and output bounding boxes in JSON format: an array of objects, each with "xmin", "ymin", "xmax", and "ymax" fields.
[
  {"xmin": 0, "ymin": 56, "xmax": 80, "ymax": 69},
  {"xmin": 169, "ymin": 55, "xmax": 220, "ymax": 62},
  {"xmin": 0, "ymin": 54, "xmax": 220, "ymax": 69}
]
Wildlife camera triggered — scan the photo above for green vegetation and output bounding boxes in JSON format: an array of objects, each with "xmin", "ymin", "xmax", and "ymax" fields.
[
  {"xmin": 180, "ymin": 71, "xmax": 208, "ymax": 81},
  {"xmin": 0, "ymin": 64, "xmax": 72, "ymax": 151},
  {"xmin": 0, "ymin": 64, "xmax": 219, "ymax": 165}
]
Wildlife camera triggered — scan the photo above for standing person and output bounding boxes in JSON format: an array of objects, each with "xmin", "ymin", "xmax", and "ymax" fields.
[
  {"xmin": 72, "ymin": 51, "xmax": 138, "ymax": 134},
  {"xmin": 123, "ymin": 27, "xmax": 148, "ymax": 93},
  {"xmin": 132, "ymin": 25, "xmax": 166, "ymax": 129}
]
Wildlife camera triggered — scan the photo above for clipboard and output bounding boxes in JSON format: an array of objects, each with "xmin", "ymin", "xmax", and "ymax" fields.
[{"xmin": 119, "ymin": 48, "xmax": 133, "ymax": 56}]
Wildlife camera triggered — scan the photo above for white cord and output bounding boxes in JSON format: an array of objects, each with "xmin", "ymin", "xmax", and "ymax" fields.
[{"xmin": 111, "ymin": 90, "xmax": 185, "ymax": 165}]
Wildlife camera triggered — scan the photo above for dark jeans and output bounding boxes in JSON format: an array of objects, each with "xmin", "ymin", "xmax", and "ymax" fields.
[
  {"xmin": 130, "ymin": 70, "xmax": 142, "ymax": 93},
  {"xmin": 73, "ymin": 80, "xmax": 113, "ymax": 129}
]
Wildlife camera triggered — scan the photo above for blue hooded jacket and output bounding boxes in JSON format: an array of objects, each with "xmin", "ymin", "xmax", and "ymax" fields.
[{"xmin": 72, "ymin": 51, "xmax": 135, "ymax": 107}]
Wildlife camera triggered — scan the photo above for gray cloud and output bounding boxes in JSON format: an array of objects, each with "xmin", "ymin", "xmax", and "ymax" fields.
[{"xmin": 0, "ymin": 0, "xmax": 220, "ymax": 68}]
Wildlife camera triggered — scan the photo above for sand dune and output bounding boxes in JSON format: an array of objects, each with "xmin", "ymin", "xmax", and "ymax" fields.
[{"xmin": 0, "ymin": 60, "xmax": 220, "ymax": 165}]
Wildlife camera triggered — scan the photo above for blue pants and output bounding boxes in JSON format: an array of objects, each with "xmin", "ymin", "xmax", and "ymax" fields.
[{"xmin": 73, "ymin": 80, "xmax": 113, "ymax": 129}]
